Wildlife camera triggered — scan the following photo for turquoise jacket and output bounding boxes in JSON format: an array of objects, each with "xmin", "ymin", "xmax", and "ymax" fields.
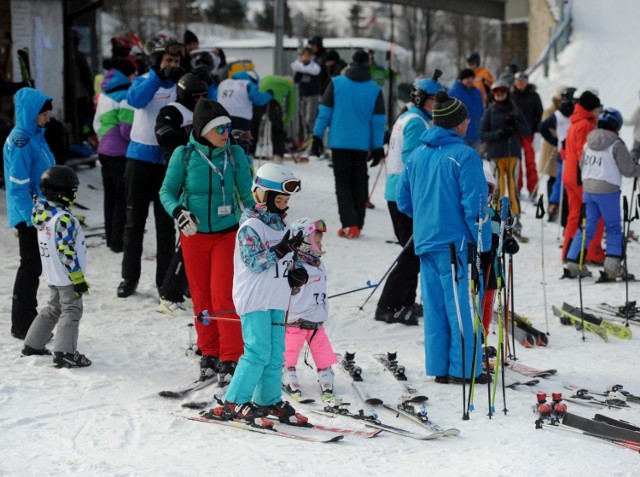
[
  {"xmin": 3, "ymin": 88, "xmax": 55, "ymax": 228},
  {"xmin": 160, "ymin": 135, "xmax": 255, "ymax": 233}
]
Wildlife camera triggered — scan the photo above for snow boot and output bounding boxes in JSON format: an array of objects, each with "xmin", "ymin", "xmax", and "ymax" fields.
[
  {"xmin": 217, "ymin": 360, "xmax": 237, "ymax": 387},
  {"xmin": 21, "ymin": 345, "xmax": 52, "ymax": 356},
  {"xmin": 410, "ymin": 302, "xmax": 424, "ymax": 317},
  {"xmin": 117, "ymin": 280, "xmax": 138, "ymax": 298},
  {"xmin": 282, "ymin": 366, "xmax": 300, "ymax": 393},
  {"xmin": 603, "ymin": 256, "xmax": 634, "ymax": 280},
  {"xmin": 199, "ymin": 355, "xmax": 220, "ymax": 381},
  {"xmin": 53, "ymin": 351, "xmax": 92, "ymax": 368},
  {"xmin": 260, "ymin": 400, "xmax": 309, "ymax": 426},
  {"xmin": 156, "ymin": 298, "xmax": 187, "ymax": 317},
  {"xmin": 374, "ymin": 305, "xmax": 419, "ymax": 326},
  {"xmin": 563, "ymin": 261, "xmax": 592, "ymax": 278}
]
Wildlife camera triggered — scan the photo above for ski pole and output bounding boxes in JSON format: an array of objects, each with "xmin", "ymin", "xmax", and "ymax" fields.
[
  {"xmin": 449, "ymin": 242, "xmax": 469, "ymax": 421},
  {"xmin": 556, "ymin": 180, "xmax": 565, "ymax": 240},
  {"xmin": 509, "ymin": 251, "xmax": 517, "ymax": 361},
  {"xmin": 535, "ymin": 196, "xmax": 550, "ymax": 335},
  {"xmin": 357, "ymin": 236, "xmax": 413, "ymax": 311},
  {"xmin": 621, "ymin": 195, "xmax": 635, "ymax": 324},
  {"xmin": 466, "ymin": 243, "xmax": 479, "ymax": 415},
  {"xmin": 578, "ymin": 203, "xmax": 587, "ymax": 342},
  {"xmin": 328, "ymin": 281, "xmax": 378, "ymax": 299},
  {"xmin": 367, "ymin": 158, "xmax": 386, "ymax": 204}
]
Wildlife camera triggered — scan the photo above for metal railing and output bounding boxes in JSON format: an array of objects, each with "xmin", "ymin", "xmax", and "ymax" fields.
[{"xmin": 526, "ymin": 0, "xmax": 573, "ymax": 78}]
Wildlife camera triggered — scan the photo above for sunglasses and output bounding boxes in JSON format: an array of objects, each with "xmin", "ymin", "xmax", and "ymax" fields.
[{"xmin": 215, "ymin": 123, "xmax": 233, "ymax": 134}]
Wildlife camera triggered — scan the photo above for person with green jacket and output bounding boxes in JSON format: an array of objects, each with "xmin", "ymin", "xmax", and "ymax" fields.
[
  {"xmin": 251, "ymin": 75, "xmax": 296, "ymax": 163},
  {"xmin": 160, "ymin": 100, "xmax": 255, "ymax": 385}
]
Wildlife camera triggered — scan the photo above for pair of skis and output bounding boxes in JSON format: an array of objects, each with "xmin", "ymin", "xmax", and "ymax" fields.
[{"xmin": 553, "ymin": 302, "xmax": 632, "ymax": 341}]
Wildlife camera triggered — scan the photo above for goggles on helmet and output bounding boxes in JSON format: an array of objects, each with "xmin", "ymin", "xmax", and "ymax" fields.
[{"xmin": 255, "ymin": 177, "xmax": 302, "ymax": 194}]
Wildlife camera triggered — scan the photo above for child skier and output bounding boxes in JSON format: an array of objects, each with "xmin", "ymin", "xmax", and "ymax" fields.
[
  {"xmin": 22, "ymin": 166, "xmax": 92, "ymax": 368},
  {"xmin": 208, "ymin": 163, "xmax": 309, "ymax": 428},
  {"xmin": 480, "ymin": 168, "xmax": 500, "ymax": 335},
  {"xmin": 281, "ymin": 218, "xmax": 338, "ymax": 401}
]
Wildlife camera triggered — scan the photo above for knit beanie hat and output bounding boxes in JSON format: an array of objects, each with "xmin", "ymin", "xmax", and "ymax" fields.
[
  {"xmin": 459, "ymin": 68, "xmax": 475, "ymax": 80},
  {"xmin": 578, "ymin": 90, "xmax": 601, "ymax": 111},
  {"xmin": 184, "ymin": 30, "xmax": 199, "ymax": 45},
  {"xmin": 193, "ymin": 99, "xmax": 231, "ymax": 144},
  {"xmin": 325, "ymin": 49, "xmax": 340, "ymax": 63},
  {"xmin": 352, "ymin": 49, "xmax": 370, "ymax": 66},
  {"xmin": 432, "ymin": 91, "xmax": 469, "ymax": 129}
]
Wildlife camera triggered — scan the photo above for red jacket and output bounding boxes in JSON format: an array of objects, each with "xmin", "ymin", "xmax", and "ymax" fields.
[{"xmin": 563, "ymin": 104, "xmax": 596, "ymax": 187}]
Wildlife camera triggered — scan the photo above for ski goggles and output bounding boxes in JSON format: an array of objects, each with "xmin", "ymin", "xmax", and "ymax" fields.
[
  {"xmin": 255, "ymin": 177, "xmax": 302, "ymax": 194},
  {"xmin": 166, "ymin": 43, "xmax": 186, "ymax": 56},
  {"xmin": 215, "ymin": 123, "xmax": 233, "ymax": 135},
  {"xmin": 192, "ymin": 92, "xmax": 208, "ymax": 100},
  {"xmin": 310, "ymin": 219, "xmax": 327, "ymax": 233}
]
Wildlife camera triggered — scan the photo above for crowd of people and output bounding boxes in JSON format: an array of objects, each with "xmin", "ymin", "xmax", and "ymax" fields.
[{"xmin": 4, "ymin": 29, "xmax": 640, "ymax": 424}]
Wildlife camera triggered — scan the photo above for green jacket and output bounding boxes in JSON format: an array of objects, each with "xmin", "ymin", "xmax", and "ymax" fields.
[
  {"xmin": 160, "ymin": 135, "xmax": 255, "ymax": 233},
  {"xmin": 259, "ymin": 75, "xmax": 296, "ymax": 125}
]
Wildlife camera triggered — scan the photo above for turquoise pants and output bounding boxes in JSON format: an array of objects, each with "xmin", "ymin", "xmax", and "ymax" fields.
[{"xmin": 224, "ymin": 309, "xmax": 286, "ymax": 406}]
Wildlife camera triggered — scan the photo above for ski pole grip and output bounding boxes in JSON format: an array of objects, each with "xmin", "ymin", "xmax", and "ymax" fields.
[
  {"xmin": 467, "ymin": 243, "xmax": 474, "ymax": 265},
  {"xmin": 535, "ymin": 195, "xmax": 545, "ymax": 219},
  {"xmin": 449, "ymin": 242, "xmax": 457, "ymax": 266}
]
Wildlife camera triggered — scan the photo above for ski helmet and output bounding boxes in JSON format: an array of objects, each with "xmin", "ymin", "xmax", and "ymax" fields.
[
  {"xmin": 252, "ymin": 163, "xmax": 301, "ymax": 204},
  {"xmin": 597, "ymin": 107, "xmax": 623, "ymax": 132},
  {"xmin": 193, "ymin": 51, "xmax": 214, "ymax": 70},
  {"xmin": 152, "ymin": 38, "xmax": 185, "ymax": 67},
  {"xmin": 561, "ymin": 87, "xmax": 577, "ymax": 103},
  {"xmin": 40, "ymin": 165, "xmax": 79, "ymax": 206},
  {"xmin": 177, "ymin": 73, "xmax": 208, "ymax": 111},
  {"xmin": 483, "ymin": 164, "xmax": 497, "ymax": 203},
  {"xmin": 491, "ymin": 79, "xmax": 510, "ymax": 92},
  {"xmin": 411, "ymin": 70, "xmax": 445, "ymax": 107},
  {"xmin": 291, "ymin": 218, "xmax": 328, "ymax": 256}
]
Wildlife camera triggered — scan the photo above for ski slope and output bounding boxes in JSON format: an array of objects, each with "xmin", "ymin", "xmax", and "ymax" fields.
[{"xmin": 2, "ymin": 0, "xmax": 640, "ymax": 475}]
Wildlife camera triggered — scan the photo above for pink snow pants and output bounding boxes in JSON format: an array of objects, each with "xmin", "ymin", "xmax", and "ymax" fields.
[{"xmin": 283, "ymin": 326, "xmax": 337, "ymax": 369}]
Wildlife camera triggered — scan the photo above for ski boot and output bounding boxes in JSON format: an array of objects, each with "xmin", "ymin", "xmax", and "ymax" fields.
[
  {"xmin": 206, "ymin": 396, "xmax": 273, "ymax": 428},
  {"xmin": 318, "ymin": 367, "xmax": 335, "ymax": 402},
  {"xmin": 260, "ymin": 400, "xmax": 309, "ymax": 426},
  {"xmin": 199, "ymin": 355, "xmax": 220, "ymax": 382},
  {"xmin": 53, "ymin": 351, "xmax": 92, "ymax": 368},
  {"xmin": 217, "ymin": 360, "xmax": 237, "ymax": 387},
  {"xmin": 550, "ymin": 393, "xmax": 567, "ymax": 419},
  {"xmin": 535, "ymin": 392, "xmax": 552, "ymax": 420}
]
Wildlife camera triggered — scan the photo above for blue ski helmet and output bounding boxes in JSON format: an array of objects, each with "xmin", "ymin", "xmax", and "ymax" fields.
[
  {"xmin": 411, "ymin": 69, "xmax": 445, "ymax": 107},
  {"xmin": 597, "ymin": 107, "xmax": 623, "ymax": 132}
]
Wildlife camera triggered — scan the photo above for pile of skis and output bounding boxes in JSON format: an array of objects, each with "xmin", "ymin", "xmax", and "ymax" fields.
[{"xmin": 552, "ymin": 302, "xmax": 633, "ymax": 342}]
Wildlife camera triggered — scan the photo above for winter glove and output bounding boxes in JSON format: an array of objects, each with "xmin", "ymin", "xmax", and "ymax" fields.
[
  {"xmin": 271, "ymin": 230, "xmax": 305, "ymax": 259},
  {"xmin": 288, "ymin": 266, "xmax": 309, "ymax": 289},
  {"xmin": 503, "ymin": 236, "xmax": 520, "ymax": 255},
  {"xmin": 173, "ymin": 206, "xmax": 200, "ymax": 237},
  {"xmin": 311, "ymin": 136, "xmax": 324, "ymax": 157},
  {"xmin": 500, "ymin": 125, "xmax": 515, "ymax": 137},
  {"xmin": 369, "ymin": 148, "xmax": 385, "ymax": 167},
  {"xmin": 158, "ymin": 66, "xmax": 185, "ymax": 83},
  {"xmin": 69, "ymin": 270, "xmax": 90, "ymax": 297}
]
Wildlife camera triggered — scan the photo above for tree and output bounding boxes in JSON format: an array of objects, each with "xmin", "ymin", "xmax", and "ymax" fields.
[
  {"xmin": 211, "ymin": 0, "xmax": 246, "ymax": 28},
  {"xmin": 254, "ymin": 0, "xmax": 293, "ymax": 36},
  {"xmin": 398, "ymin": 6, "xmax": 447, "ymax": 75}
]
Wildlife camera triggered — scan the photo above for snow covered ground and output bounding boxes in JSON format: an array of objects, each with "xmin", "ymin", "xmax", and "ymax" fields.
[{"xmin": 2, "ymin": 0, "xmax": 640, "ymax": 475}]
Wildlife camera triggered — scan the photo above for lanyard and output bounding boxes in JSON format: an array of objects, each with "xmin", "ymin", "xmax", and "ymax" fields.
[{"xmin": 195, "ymin": 148, "xmax": 229, "ymax": 205}]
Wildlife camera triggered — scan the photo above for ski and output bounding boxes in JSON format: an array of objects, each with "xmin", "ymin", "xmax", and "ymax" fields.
[
  {"xmin": 309, "ymin": 402, "xmax": 444, "ymax": 440},
  {"xmin": 282, "ymin": 385, "xmax": 316, "ymax": 404},
  {"xmin": 595, "ymin": 270, "xmax": 636, "ymax": 283},
  {"xmin": 490, "ymin": 359, "xmax": 557, "ymax": 378},
  {"xmin": 505, "ymin": 378, "xmax": 540, "ymax": 389},
  {"xmin": 511, "ymin": 312, "xmax": 549, "ymax": 346},
  {"xmin": 159, "ymin": 375, "xmax": 218, "ymax": 399},
  {"xmin": 552, "ymin": 304, "xmax": 609, "ymax": 342},
  {"xmin": 535, "ymin": 418, "xmax": 640, "ymax": 451},
  {"xmin": 335, "ymin": 352, "xmax": 383, "ymax": 405},
  {"xmin": 585, "ymin": 307, "xmax": 640, "ymax": 327},
  {"xmin": 559, "ymin": 302, "xmax": 632, "ymax": 339},
  {"xmin": 561, "ymin": 384, "xmax": 630, "ymax": 409},
  {"xmin": 493, "ymin": 311, "xmax": 536, "ymax": 348},
  {"xmin": 382, "ymin": 400, "xmax": 460, "ymax": 437},
  {"xmin": 562, "ymin": 382, "xmax": 640, "ymax": 404},
  {"xmin": 594, "ymin": 413, "xmax": 640, "ymax": 432},
  {"xmin": 561, "ymin": 412, "xmax": 640, "ymax": 443},
  {"xmin": 596, "ymin": 302, "xmax": 640, "ymax": 320},
  {"xmin": 372, "ymin": 352, "xmax": 428, "ymax": 400},
  {"xmin": 178, "ymin": 414, "xmax": 344, "ymax": 443}
]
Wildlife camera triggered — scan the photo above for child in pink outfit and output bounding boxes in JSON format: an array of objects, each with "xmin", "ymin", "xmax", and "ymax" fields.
[{"xmin": 282, "ymin": 218, "xmax": 337, "ymax": 401}]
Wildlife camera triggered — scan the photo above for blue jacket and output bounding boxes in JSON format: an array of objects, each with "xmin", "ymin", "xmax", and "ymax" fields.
[
  {"xmin": 3, "ymin": 88, "xmax": 55, "ymax": 228},
  {"xmin": 396, "ymin": 126, "xmax": 491, "ymax": 254},
  {"xmin": 385, "ymin": 105, "xmax": 431, "ymax": 202},
  {"xmin": 448, "ymin": 81, "xmax": 484, "ymax": 143},
  {"xmin": 313, "ymin": 63, "xmax": 385, "ymax": 152}
]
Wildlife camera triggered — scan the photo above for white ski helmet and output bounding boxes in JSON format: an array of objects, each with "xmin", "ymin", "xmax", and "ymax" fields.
[
  {"xmin": 252, "ymin": 163, "xmax": 301, "ymax": 204},
  {"xmin": 483, "ymin": 163, "xmax": 497, "ymax": 202},
  {"xmin": 291, "ymin": 218, "xmax": 327, "ymax": 256}
]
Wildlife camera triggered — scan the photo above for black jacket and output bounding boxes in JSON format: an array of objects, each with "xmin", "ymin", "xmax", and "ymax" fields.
[
  {"xmin": 480, "ymin": 97, "xmax": 530, "ymax": 159},
  {"xmin": 511, "ymin": 85, "xmax": 543, "ymax": 132}
]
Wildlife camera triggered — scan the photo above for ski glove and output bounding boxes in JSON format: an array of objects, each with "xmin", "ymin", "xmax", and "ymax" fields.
[
  {"xmin": 69, "ymin": 270, "xmax": 90, "ymax": 297},
  {"xmin": 288, "ymin": 266, "xmax": 309, "ymax": 289},
  {"xmin": 174, "ymin": 206, "xmax": 200, "ymax": 237},
  {"xmin": 311, "ymin": 136, "xmax": 324, "ymax": 157},
  {"xmin": 271, "ymin": 230, "xmax": 305, "ymax": 259},
  {"xmin": 499, "ymin": 125, "xmax": 515, "ymax": 137},
  {"xmin": 158, "ymin": 66, "xmax": 185, "ymax": 83},
  {"xmin": 369, "ymin": 148, "xmax": 384, "ymax": 167}
]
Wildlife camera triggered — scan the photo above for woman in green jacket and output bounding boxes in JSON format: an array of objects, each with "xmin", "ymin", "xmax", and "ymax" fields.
[{"xmin": 160, "ymin": 100, "xmax": 255, "ymax": 385}]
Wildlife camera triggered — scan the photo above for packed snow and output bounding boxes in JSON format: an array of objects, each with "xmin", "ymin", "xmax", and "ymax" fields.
[{"xmin": 2, "ymin": 0, "xmax": 640, "ymax": 475}]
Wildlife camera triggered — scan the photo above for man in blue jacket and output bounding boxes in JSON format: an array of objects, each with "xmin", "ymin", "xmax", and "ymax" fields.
[
  {"xmin": 448, "ymin": 69, "xmax": 485, "ymax": 153},
  {"xmin": 3, "ymin": 88, "xmax": 56, "ymax": 339},
  {"xmin": 397, "ymin": 90, "xmax": 491, "ymax": 384},
  {"xmin": 312, "ymin": 49, "xmax": 385, "ymax": 238},
  {"xmin": 118, "ymin": 38, "xmax": 185, "ymax": 298}
]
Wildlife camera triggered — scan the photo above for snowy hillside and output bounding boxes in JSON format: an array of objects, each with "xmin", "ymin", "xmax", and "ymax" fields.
[{"xmin": 2, "ymin": 0, "xmax": 640, "ymax": 475}]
